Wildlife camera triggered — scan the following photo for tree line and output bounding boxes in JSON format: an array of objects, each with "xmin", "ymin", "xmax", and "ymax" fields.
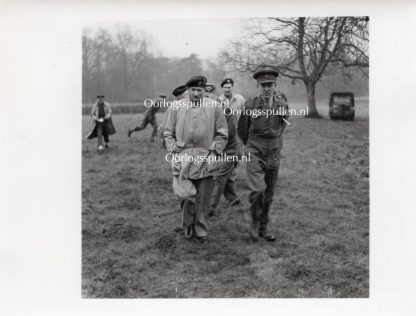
[
  {"xmin": 83, "ymin": 18, "xmax": 368, "ymax": 117},
  {"xmin": 221, "ymin": 17, "xmax": 369, "ymax": 117},
  {"xmin": 82, "ymin": 26, "xmax": 215, "ymax": 104}
]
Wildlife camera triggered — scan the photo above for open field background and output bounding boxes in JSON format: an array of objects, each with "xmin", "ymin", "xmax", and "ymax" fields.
[
  {"xmin": 82, "ymin": 100, "xmax": 369, "ymax": 298},
  {"xmin": 81, "ymin": 97, "xmax": 369, "ymax": 117}
]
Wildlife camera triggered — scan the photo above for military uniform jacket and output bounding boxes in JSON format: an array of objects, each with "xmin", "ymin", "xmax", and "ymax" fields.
[{"xmin": 237, "ymin": 93, "xmax": 289, "ymax": 145}]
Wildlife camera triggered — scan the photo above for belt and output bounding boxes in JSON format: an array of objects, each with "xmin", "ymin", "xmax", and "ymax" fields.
[{"xmin": 248, "ymin": 133, "xmax": 281, "ymax": 141}]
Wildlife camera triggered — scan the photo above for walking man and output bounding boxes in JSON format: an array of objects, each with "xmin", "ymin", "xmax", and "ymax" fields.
[
  {"xmin": 128, "ymin": 94, "xmax": 166, "ymax": 142},
  {"xmin": 86, "ymin": 95, "xmax": 116, "ymax": 154},
  {"xmin": 158, "ymin": 85, "xmax": 188, "ymax": 149},
  {"xmin": 204, "ymin": 83, "xmax": 218, "ymax": 100},
  {"xmin": 237, "ymin": 65, "xmax": 289, "ymax": 242},
  {"xmin": 219, "ymin": 78, "xmax": 245, "ymax": 118},
  {"xmin": 164, "ymin": 75, "xmax": 228, "ymax": 244},
  {"xmin": 208, "ymin": 79, "xmax": 244, "ymax": 217}
]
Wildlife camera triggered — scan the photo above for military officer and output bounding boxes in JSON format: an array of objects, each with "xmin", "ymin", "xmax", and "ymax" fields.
[
  {"xmin": 205, "ymin": 83, "xmax": 218, "ymax": 100},
  {"xmin": 164, "ymin": 75, "xmax": 228, "ymax": 244},
  {"xmin": 158, "ymin": 85, "xmax": 188, "ymax": 149},
  {"xmin": 219, "ymin": 78, "xmax": 245, "ymax": 119},
  {"xmin": 128, "ymin": 94, "xmax": 167, "ymax": 142},
  {"xmin": 86, "ymin": 95, "xmax": 116, "ymax": 154},
  {"xmin": 208, "ymin": 79, "xmax": 244, "ymax": 217},
  {"xmin": 237, "ymin": 65, "xmax": 289, "ymax": 242}
]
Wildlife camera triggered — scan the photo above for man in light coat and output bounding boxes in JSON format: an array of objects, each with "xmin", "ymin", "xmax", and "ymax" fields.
[
  {"xmin": 86, "ymin": 95, "xmax": 116, "ymax": 154},
  {"xmin": 164, "ymin": 75, "xmax": 228, "ymax": 244}
]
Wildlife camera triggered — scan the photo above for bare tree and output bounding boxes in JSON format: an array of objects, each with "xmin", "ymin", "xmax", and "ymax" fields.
[{"xmin": 221, "ymin": 17, "xmax": 369, "ymax": 117}]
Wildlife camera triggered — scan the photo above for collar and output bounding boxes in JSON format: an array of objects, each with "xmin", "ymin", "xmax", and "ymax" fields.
[
  {"xmin": 256, "ymin": 94, "xmax": 275, "ymax": 109},
  {"xmin": 263, "ymin": 94, "xmax": 275, "ymax": 107},
  {"xmin": 219, "ymin": 93, "xmax": 235, "ymax": 102}
]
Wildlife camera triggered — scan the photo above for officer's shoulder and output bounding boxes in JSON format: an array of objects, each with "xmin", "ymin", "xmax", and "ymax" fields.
[{"xmin": 275, "ymin": 91, "xmax": 288, "ymax": 102}]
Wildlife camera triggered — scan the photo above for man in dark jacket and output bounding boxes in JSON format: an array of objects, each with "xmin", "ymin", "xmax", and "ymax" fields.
[
  {"xmin": 237, "ymin": 64, "xmax": 289, "ymax": 242},
  {"xmin": 128, "ymin": 94, "xmax": 166, "ymax": 142},
  {"xmin": 208, "ymin": 90, "xmax": 241, "ymax": 217}
]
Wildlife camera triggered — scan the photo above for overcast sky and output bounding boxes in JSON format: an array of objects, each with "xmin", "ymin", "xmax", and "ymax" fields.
[{"xmin": 84, "ymin": 19, "xmax": 246, "ymax": 59}]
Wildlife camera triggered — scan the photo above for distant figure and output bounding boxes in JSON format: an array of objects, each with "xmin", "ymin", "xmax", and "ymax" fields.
[
  {"xmin": 218, "ymin": 78, "xmax": 245, "ymax": 119},
  {"xmin": 158, "ymin": 85, "xmax": 188, "ymax": 149},
  {"xmin": 237, "ymin": 65, "xmax": 289, "ymax": 242},
  {"xmin": 86, "ymin": 95, "xmax": 116, "ymax": 154},
  {"xmin": 208, "ymin": 78, "xmax": 243, "ymax": 217},
  {"xmin": 128, "ymin": 94, "xmax": 167, "ymax": 142},
  {"xmin": 204, "ymin": 83, "xmax": 218, "ymax": 100}
]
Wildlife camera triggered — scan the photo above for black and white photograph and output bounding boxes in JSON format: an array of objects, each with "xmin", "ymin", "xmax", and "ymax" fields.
[
  {"xmin": 1, "ymin": 0, "xmax": 416, "ymax": 315},
  {"xmin": 81, "ymin": 17, "xmax": 369, "ymax": 298}
]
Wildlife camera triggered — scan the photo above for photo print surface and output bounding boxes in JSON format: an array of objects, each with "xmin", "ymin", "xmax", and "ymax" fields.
[{"xmin": 81, "ymin": 17, "xmax": 369, "ymax": 298}]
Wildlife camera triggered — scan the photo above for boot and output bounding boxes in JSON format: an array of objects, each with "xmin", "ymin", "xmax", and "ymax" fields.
[{"xmin": 259, "ymin": 226, "xmax": 276, "ymax": 242}]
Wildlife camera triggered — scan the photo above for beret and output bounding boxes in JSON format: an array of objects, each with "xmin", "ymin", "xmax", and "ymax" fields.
[
  {"xmin": 253, "ymin": 64, "xmax": 279, "ymax": 83},
  {"xmin": 205, "ymin": 83, "xmax": 216, "ymax": 93},
  {"xmin": 221, "ymin": 78, "xmax": 234, "ymax": 87},
  {"xmin": 172, "ymin": 85, "xmax": 187, "ymax": 97},
  {"xmin": 185, "ymin": 75, "xmax": 207, "ymax": 88}
]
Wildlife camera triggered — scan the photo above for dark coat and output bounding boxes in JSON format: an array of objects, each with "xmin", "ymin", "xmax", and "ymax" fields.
[
  {"xmin": 86, "ymin": 117, "xmax": 116, "ymax": 140},
  {"xmin": 86, "ymin": 100, "xmax": 116, "ymax": 140}
]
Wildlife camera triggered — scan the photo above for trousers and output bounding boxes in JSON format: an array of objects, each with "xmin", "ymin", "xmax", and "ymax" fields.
[
  {"xmin": 245, "ymin": 137, "xmax": 281, "ymax": 231},
  {"xmin": 96, "ymin": 121, "xmax": 109, "ymax": 147},
  {"xmin": 133, "ymin": 116, "xmax": 158, "ymax": 137},
  {"xmin": 209, "ymin": 165, "xmax": 238, "ymax": 212},
  {"xmin": 182, "ymin": 176, "xmax": 214, "ymax": 237}
]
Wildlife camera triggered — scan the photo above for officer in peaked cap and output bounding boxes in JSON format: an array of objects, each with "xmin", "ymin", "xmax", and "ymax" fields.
[
  {"xmin": 252, "ymin": 64, "xmax": 279, "ymax": 83},
  {"xmin": 237, "ymin": 64, "xmax": 290, "ymax": 242}
]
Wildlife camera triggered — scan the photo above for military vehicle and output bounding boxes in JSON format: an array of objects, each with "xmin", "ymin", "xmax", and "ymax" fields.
[{"xmin": 329, "ymin": 92, "xmax": 355, "ymax": 121}]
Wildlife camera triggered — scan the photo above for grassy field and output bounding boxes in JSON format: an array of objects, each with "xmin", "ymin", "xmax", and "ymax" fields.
[{"xmin": 82, "ymin": 101, "xmax": 369, "ymax": 298}]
